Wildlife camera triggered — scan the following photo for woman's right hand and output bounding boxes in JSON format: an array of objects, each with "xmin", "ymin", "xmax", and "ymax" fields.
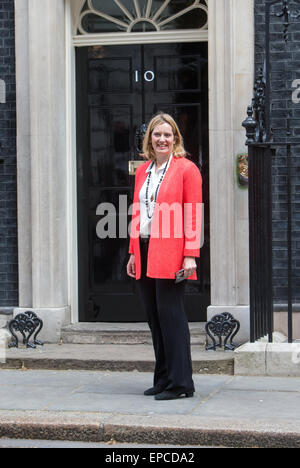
[{"xmin": 127, "ymin": 254, "xmax": 136, "ymax": 278}]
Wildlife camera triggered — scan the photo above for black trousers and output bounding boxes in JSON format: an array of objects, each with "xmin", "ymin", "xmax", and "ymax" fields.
[{"xmin": 137, "ymin": 239, "xmax": 195, "ymax": 394}]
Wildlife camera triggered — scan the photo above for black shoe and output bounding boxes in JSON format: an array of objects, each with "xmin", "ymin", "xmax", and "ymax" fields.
[
  {"xmin": 144, "ymin": 386, "xmax": 166, "ymax": 396},
  {"xmin": 154, "ymin": 390, "xmax": 194, "ymax": 401}
]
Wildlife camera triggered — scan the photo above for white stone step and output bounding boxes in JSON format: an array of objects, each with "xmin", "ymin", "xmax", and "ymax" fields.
[{"xmin": 61, "ymin": 322, "xmax": 207, "ymax": 346}]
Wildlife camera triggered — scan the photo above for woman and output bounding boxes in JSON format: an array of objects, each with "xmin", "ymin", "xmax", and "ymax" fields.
[{"xmin": 127, "ymin": 113, "xmax": 202, "ymax": 401}]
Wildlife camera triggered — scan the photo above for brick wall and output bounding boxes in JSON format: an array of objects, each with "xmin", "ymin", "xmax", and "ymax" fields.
[
  {"xmin": 254, "ymin": 0, "xmax": 300, "ymax": 304},
  {"xmin": 0, "ymin": 0, "xmax": 18, "ymax": 309}
]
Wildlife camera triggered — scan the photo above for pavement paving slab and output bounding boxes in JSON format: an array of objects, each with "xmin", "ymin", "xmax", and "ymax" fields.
[{"xmin": 0, "ymin": 369, "xmax": 300, "ymax": 447}]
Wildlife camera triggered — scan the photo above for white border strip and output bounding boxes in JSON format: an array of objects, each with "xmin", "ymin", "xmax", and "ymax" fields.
[
  {"xmin": 73, "ymin": 29, "xmax": 208, "ymax": 46},
  {"xmin": 66, "ymin": 0, "xmax": 79, "ymax": 323}
]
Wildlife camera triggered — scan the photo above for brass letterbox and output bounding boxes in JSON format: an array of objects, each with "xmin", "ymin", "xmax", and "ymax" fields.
[{"xmin": 128, "ymin": 160, "xmax": 145, "ymax": 176}]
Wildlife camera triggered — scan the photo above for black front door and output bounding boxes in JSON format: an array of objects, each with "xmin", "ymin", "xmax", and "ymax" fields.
[{"xmin": 76, "ymin": 42, "xmax": 210, "ymax": 322}]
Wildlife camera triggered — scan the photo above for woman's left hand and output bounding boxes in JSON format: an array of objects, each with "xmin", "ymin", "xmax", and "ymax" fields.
[{"xmin": 182, "ymin": 257, "xmax": 197, "ymax": 279}]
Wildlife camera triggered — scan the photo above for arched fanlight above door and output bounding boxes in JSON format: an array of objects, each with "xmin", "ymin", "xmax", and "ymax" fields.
[{"xmin": 77, "ymin": 0, "xmax": 208, "ymax": 35}]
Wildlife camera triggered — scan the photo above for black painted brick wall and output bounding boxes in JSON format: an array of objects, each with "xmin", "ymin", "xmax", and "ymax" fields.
[
  {"xmin": 255, "ymin": 0, "xmax": 300, "ymax": 304},
  {"xmin": 0, "ymin": 0, "xmax": 18, "ymax": 308}
]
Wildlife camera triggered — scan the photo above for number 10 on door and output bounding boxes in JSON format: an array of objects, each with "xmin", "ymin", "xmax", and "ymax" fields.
[{"xmin": 135, "ymin": 70, "xmax": 155, "ymax": 82}]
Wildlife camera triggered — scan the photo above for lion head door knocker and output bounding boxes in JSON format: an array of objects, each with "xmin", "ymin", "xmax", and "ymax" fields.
[
  {"xmin": 129, "ymin": 123, "xmax": 148, "ymax": 176},
  {"xmin": 135, "ymin": 123, "xmax": 148, "ymax": 156}
]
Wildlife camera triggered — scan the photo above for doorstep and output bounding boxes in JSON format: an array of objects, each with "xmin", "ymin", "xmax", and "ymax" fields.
[
  {"xmin": 0, "ymin": 343, "xmax": 234, "ymax": 375},
  {"xmin": 61, "ymin": 322, "xmax": 207, "ymax": 346}
]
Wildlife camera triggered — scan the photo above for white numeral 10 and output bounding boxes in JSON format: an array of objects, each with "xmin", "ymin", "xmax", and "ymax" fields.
[{"xmin": 135, "ymin": 71, "xmax": 155, "ymax": 83}]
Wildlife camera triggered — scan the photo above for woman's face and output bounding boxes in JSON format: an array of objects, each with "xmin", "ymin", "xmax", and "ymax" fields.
[{"xmin": 151, "ymin": 123, "xmax": 175, "ymax": 159}]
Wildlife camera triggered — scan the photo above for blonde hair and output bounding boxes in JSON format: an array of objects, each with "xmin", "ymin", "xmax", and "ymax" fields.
[{"xmin": 142, "ymin": 113, "xmax": 186, "ymax": 161}]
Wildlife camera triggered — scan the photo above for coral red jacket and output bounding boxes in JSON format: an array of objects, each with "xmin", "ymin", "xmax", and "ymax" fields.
[{"xmin": 129, "ymin": 156, "xmax": 202, "ymax": 280}]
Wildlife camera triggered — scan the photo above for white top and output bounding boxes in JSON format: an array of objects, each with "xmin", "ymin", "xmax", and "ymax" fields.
[{"xmin": 139, "ymin": 155, "xmax": 173, "ymax": 237}]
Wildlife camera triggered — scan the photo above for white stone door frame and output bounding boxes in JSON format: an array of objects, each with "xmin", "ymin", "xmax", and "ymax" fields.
[
  {"xmin": 207, "ymin": 0, "xmax": 254, "ymax": 343},
  {"xmin": 14, "ymin": 0, "xmax": 254, "ymax": 343},
  {"xmin": 14, "ymin": 0, "xmax": 71, "ymax": 342}
]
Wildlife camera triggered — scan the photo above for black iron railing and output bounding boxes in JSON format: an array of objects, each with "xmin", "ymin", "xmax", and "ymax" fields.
[
  {"xmin": 244, "ymin": 137, "xmax": 298, "ymax": 343},
  {"xmin": 243, "ymin": 0, "xmax": 300, "ymax": 343},
  {"xmin": 248, "ymin": 142, "xmax": 274, "ymax": 343}
]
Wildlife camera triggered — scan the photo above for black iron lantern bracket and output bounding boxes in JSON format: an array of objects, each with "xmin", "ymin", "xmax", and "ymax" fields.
[{"xmin": 275, "ymin": 0, "xmax": 300, "ymax": 42}]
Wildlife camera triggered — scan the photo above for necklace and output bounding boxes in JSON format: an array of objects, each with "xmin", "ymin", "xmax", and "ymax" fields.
[{"xmin": 145, "ymin": 157, "xmax": 170, "ymax": 219}]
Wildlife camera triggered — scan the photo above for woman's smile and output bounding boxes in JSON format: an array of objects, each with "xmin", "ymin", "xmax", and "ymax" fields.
[{"xmin": 151, "ymin": 123, "xmax": 175, "ymax": 157}]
